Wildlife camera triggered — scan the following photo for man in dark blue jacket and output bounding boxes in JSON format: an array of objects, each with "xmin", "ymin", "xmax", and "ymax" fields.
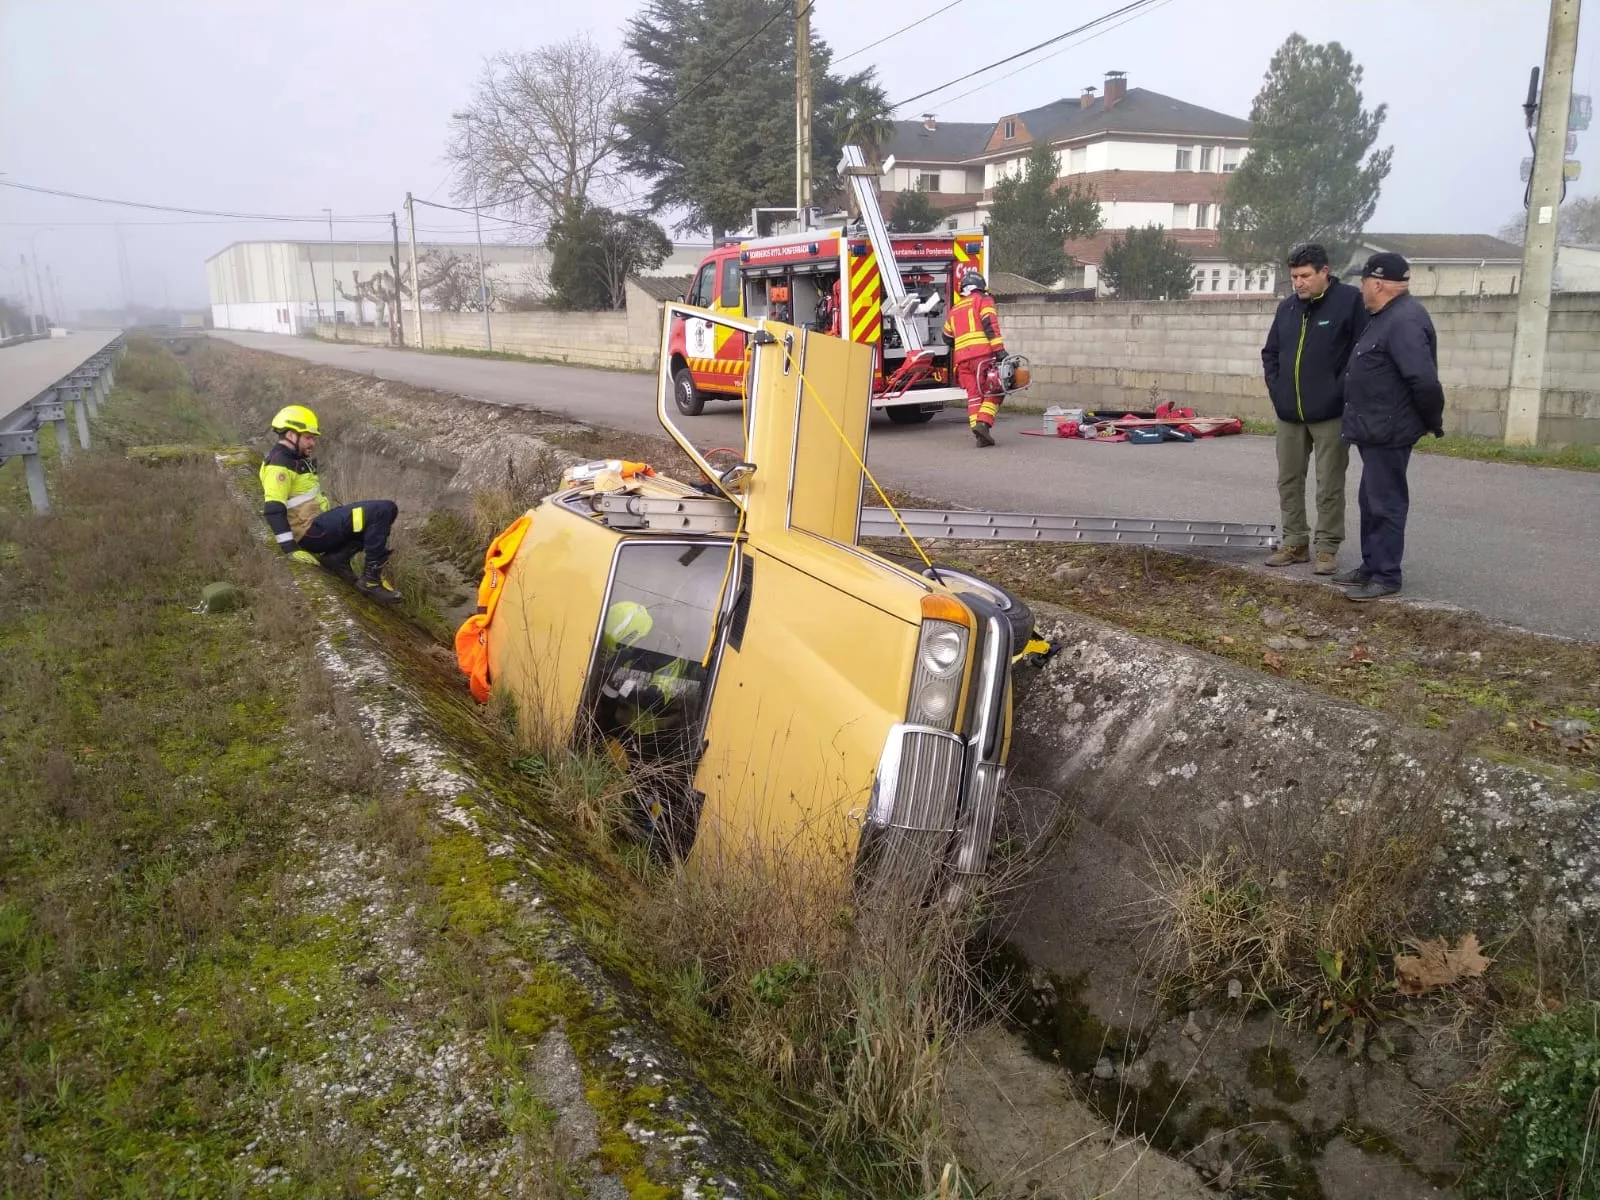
[
  {"xmin": 1260, "ymin": 243, "xmax": 1367, "ymax": 575},
  {"xmin": 1336, "ymin": 252, "xmax": 1446, "ymax": 601}
]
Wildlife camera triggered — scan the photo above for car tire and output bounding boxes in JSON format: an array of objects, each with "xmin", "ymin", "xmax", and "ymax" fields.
[
  {"xmin": 886, "ymin": 406, "xmax": 937, "ymax": 425},
  {"xmin": 673, "ymin": 366, "xmax": 706, "ymax": 416},
  {"xmin": 921, "ymin": 564, "xmax": 1035, "ymax": 653}
]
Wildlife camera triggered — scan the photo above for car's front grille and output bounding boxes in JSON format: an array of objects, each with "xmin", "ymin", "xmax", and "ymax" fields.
[{"xmin": 863, "ymin": 725, "xmax": 964, "ymax": 900}]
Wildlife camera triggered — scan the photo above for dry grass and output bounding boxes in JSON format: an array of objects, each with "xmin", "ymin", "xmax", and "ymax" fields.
[{"xmin": 1143, "ymin": 733, "xmax": 1464, "ymax": 1037}]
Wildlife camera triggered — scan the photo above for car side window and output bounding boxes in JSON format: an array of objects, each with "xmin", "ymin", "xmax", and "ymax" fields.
[
  {"xmin": 718, "ymin": 257, "xmax": 741, "ymax": 310},
  {"xmin": 688, "ymin": 264, "xmax": 714, "ymax": 308}
]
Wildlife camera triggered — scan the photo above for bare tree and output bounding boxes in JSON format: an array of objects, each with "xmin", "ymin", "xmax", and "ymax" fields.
[
  {"xmin": 448, "ymin": 35, "xmax": 634, "ymax": 236},
  {"xmin": 418, "ymin": 249, "xmax": 498, "ymax": 311},
  {"xmin": 336, "ymin": 266, "xmax": 411, "ymax": 328}
]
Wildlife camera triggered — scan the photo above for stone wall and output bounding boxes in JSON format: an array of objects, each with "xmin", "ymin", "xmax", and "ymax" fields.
[
  {"xmin": 999, "ymin": 292, "xmax": 1600, "ymax": 445},
  {"xmin": 317, "ymin": 286, "xmax": 1600, "ymax": 445},
  {"xmin": 314, "ymin": 278, "xmax": 666, "ymax": 372}
]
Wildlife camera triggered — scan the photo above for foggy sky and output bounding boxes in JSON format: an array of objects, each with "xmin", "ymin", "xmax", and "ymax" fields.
[{"xmin": 0, "ymin": 0, "xmax": 1588, "ymax": 314}]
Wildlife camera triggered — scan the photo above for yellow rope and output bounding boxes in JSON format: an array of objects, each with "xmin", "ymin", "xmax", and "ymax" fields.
[{"xmin": 779, "ymin": 341, "xmax": 935, "ymax": 571}]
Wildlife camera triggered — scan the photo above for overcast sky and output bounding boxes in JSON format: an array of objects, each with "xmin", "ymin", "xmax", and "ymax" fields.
[{"xmin": 0, "ymin": 0, "xmax": 1589, "ymax": 313}]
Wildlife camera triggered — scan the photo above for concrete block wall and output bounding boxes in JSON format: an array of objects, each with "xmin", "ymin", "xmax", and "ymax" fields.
[
  {"xmin": 312, "ymin": 280, "xmax": 672, "ymax": 372},
  {"xmin": 999, "ymin": 293, "xmax": 1600, "ymax": 445}
]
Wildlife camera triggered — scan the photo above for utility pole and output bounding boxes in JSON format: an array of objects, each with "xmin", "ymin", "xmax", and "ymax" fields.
[
  {"xmin": 795, "ymin": 0, "xmax": 814, "ymax": 223},
  {"xmin": 18, "ymin": 255, "xmax": 38, "ymax": 330},
  {"xmin": 390, "ymin": 211, "xmax": 404, "ymax": 346},
  {"xmin": 46, "ymin": 264, "xmax": 64, "ymax": 322},
  {"xmin": 453, "ymin": 110, "xmax": 494, "ymax": 351},
  {"xmin": 1506, "ymin": 0, "xmax": 1582, "ymax": 446},
  {"xmin": 324, "ymin": 207, "xmax": 337, "ymax": 337},
  {"xmin": 30, "ymin": 247, "xmax": 47, "ymax": 324},
  {"xmin": 406, "ymin": 191, "xmax": 424, "ymax": 350}
]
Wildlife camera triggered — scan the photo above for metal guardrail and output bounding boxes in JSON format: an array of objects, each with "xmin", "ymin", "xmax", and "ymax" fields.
[{"xmin": 0, "ymin": 335, "xmax": 125, "ymax": 513}]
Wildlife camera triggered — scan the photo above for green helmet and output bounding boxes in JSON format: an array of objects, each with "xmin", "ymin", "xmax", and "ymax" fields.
[
  {"xmin": 601, "ymin": 601, "xmax": 654, "ymax": 651},
  {"xmin": 270, "ymin": 404, "xmax": 321, "ymax": 436}
]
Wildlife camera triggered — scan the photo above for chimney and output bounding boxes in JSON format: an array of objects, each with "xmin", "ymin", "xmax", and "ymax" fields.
[
  {"xmin": 921, "ymin": 112, "xmax": 938, "ymax": 131},
  {"xmin": 1079, "ymin": 86, "xmax": 1097, "ymax": 110},
  {"xmin": 1104, "ymin": 70, "xmax": 1127, "ymax": 107}
]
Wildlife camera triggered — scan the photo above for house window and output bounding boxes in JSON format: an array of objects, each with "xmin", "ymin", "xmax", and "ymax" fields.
[
  {"xmin": 1200, "ymin": 146, "xmax": 1214, "ymax": 172},
  {"xmin": 1210, "ymin": 269, "xmax": 1222, "ymax": 292},
  {"xmin": 1228, "ymin": 271, "xmax": 1240, "ymax": 292},
  {"xmin": 1175, "ymin": 146, "xmax": 1194, "ymax": 171},
  {"xmin": 1069, "ymin": 146, "xmax": 1087, "ymax": 174},
  {"xmin": 917, "ymin": 172, "xmax": 941, "ymax": 192},
  {"xmin": 1172, "ymin": 203, "xmax": 1192, "ymax": 229},
  {"xmin": 1003, "ymin": 118, "xmax": 1016, "ymax": 139},
  {"xmin": 1222, "ymin": 146, "xmax": 1241, "ymax": 172}
]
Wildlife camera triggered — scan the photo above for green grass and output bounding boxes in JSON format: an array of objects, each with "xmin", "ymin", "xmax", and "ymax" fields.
[
  {"xmin": 1236, "ymin": 417, "xmax": 1600, "ymax": 471},
  {"xmin": 0, "ymin": 337, "xmax": 598, "ymax": 1197}
]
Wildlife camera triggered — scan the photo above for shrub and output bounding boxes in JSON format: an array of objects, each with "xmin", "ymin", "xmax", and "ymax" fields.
[{"xmin": 1468, "ymin": 1001, "xmax": 1600, "ymax": 1200}]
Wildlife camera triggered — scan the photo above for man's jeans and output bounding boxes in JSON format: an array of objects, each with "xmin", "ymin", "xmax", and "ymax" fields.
[{"xmin": 1275, "ymin": 417, "xmax": 1349, "ymax": 553}]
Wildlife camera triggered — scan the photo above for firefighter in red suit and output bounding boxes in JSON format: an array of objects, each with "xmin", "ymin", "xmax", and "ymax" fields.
[{"xmin": 943, "ymin": 270, "xmax": 1006, "ymax": 447}]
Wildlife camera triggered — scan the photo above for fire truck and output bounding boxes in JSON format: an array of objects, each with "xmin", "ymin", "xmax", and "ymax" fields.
[{"xmin": 666, "ymin": 147, "xmax": 989, "ymax": 425}]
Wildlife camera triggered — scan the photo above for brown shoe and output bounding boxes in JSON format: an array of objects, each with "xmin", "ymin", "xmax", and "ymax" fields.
[
  {"xmin": 1264, "ymin": 544, "xmax": 1310, "ymax": 567},
  {"xmin": 1313, "ymin": 552, "xmax": 1337, "ymax": 575}
]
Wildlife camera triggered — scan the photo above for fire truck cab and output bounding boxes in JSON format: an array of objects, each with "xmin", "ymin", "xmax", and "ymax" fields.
[{"xmin": 667, "ymin": 226, "xmax": 990, "ymax": 426}]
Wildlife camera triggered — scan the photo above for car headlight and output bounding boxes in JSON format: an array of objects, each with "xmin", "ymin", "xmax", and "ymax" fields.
[{"xmin": 907, "ymin": 614, "xmax": 969, "ymax": 730}]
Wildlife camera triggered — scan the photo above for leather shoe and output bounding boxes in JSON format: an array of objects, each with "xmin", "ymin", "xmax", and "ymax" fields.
[
  {"xmin": 1345, "ymin": 581, "xmax": 1400, "ymax": 602},
  {"xmin": 1331, "ymin": 567, "xmax": 1370, "ymax": 586}
]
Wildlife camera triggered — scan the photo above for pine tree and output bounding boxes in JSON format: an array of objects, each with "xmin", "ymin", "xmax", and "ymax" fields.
[
  {"xmin": 986, "ymin": 141, "xmax": 1101, "ymax": 285},
  {"xmin": 888, "ymin": 189, "xmax": 941, "ymax": 233},
  {"xmin": 1221, "ymin": 34, "xmax": 1392, "ymax": 280}
]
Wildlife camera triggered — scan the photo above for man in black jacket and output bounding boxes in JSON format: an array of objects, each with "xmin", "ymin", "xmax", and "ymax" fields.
[
  {"xmin": 1260, "ymin": 243, "xmax": 1367, "ymax": 575},
  {"xmin": 1336, "ymin": 252, "xmax": 1446, "ymax": 601}
]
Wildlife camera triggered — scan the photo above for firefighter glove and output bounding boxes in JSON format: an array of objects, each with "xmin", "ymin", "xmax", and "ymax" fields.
[{"xmin": 290, "ymin": 549, "xmax": 320, "ymax": 565}]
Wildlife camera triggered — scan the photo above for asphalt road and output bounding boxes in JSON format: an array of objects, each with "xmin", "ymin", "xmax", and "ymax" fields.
[
  {"xmin": 215, "ymin": 332, "xmax": 1600, "ymax": 641},
  {"xmin": 0, "ymin": 330, "xmax": 120, "ymax": 425}
]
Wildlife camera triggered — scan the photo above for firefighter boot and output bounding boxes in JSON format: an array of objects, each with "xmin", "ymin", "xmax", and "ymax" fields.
[
  {"xmin": 356, "ymin": 555, "xmax": 404, "ymax": 606},
  {"xmin": 971, "ymin": 421, "xmax": 995, "ymax": 448},
  {"xmin": 318, "ymin": 543, "xmax": 360, "ymax": 586}
]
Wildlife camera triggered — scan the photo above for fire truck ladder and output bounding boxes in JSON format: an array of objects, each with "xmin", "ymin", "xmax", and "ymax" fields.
[
  {"xmin": 839, "ymin": 144, "xmax": 937, "ymax": 399},
  {"xmin": 589, "ymin": 491, "xmax": 1279, "ymax": 549}
]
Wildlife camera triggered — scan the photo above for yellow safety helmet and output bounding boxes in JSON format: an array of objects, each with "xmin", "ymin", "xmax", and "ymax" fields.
[
  {"xmin": 270, "ymin": 404, "xmax": 321, "ymax": 436},
  {"xmin": 602, "ymin": 601, "xmax": 654, "ymax": 651}
]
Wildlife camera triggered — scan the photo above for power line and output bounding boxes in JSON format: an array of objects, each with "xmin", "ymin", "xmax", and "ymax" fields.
[
  {"xmin": 0, "ymin": 178, "xmax": 390, "ymax": 223},
  {"xmin": 836, "ymin": 0, "xmax": 965, "ymax": 65},
  {"xmin": 933, "ymin": 0, "xmax": 1177, "ymax": 108},
  {"xmin": 890, "ymin": 0, "xmax": 1163, "ymax": 110}
]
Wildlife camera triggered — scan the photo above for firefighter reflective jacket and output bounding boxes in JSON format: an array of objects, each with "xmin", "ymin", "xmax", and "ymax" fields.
[
  {"xmin": 260, "ymin": 442, "xmax": 332, "ymax": 551},
  {"xmin": 455, "ymin": 513, "xmax": 534, "ymax": 703},
  {"xmin": 943, "ymin": 292, "xmax": 1005, "ymax": 365}
]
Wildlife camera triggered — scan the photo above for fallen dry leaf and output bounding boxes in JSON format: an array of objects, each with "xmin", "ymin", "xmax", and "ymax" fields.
[
  {"xmin": 1528, "ymin": 718, "xmax": 1551, "ymax": 732},
  {"xmin": 1219, "ymin": 635, "xmax": 1236, "ymax": 645},
  {"xmin": 1394, "ymin": 933, "xmax": 1493, "ymax": 997},
  {"xmin": 1262, "ymin": 650, "xmax": 1286, "ymax": 673},
  {"xmin": 1349, "ymin": 645, "xmax": 1374, "ymax": 664}
]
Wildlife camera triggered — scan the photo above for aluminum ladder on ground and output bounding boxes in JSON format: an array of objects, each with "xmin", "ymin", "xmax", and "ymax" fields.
[
  {"xmin": 589, "ymin": 491, "xmax": 1279, "ymax": 549},
  {"xmin": 858, "ymin": 508, "xmax": 1280, "ymax": 549}
]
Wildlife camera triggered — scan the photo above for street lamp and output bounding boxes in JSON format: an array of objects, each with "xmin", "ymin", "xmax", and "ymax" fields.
[{"xmin": 452, "ymin": 109, "xmax": 493, "ymax": 351}]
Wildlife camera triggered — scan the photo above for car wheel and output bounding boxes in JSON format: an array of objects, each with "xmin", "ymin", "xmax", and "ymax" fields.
[
  {"xmin": 921, "ymin": 564, "xmax": 1035, "ymax": 653},
  {"xmin": 885, "ymin": 406, "xmax": 937, "ymax": 425},
  {"xmin": 673, "ymin": 366, "xmax": 706, "ymax": 416}
]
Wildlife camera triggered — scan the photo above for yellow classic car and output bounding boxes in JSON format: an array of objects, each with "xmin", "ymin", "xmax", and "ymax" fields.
[{"xmin": 466, "ymin": 304, "xmax": 1031, "ymax": 904}]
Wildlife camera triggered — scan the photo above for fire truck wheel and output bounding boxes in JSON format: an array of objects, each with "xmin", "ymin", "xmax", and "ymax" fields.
[
  {"xmin": 885, "ymin": 406, "xmax": 937, "ymax": 425},
  {"xmin": 672, "ymin": 366, "xmax": 706, "ymax": 416},
  {"xmin": 920, "ymin": 564, "xmax": 1035, "ymax": 655}
]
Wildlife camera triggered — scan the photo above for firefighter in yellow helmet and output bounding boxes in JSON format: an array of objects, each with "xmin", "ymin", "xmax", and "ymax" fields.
[
  {"xmin": 943, "ymin": 270, "xmax": 1007, "ymax": 448},
  {"xmin": 259, "ymin": 405, "xmax": 402, "ymax": 605},
  {"xmin": 597, "ymin": 601, "xmax": 697, "ymax": 738}
]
